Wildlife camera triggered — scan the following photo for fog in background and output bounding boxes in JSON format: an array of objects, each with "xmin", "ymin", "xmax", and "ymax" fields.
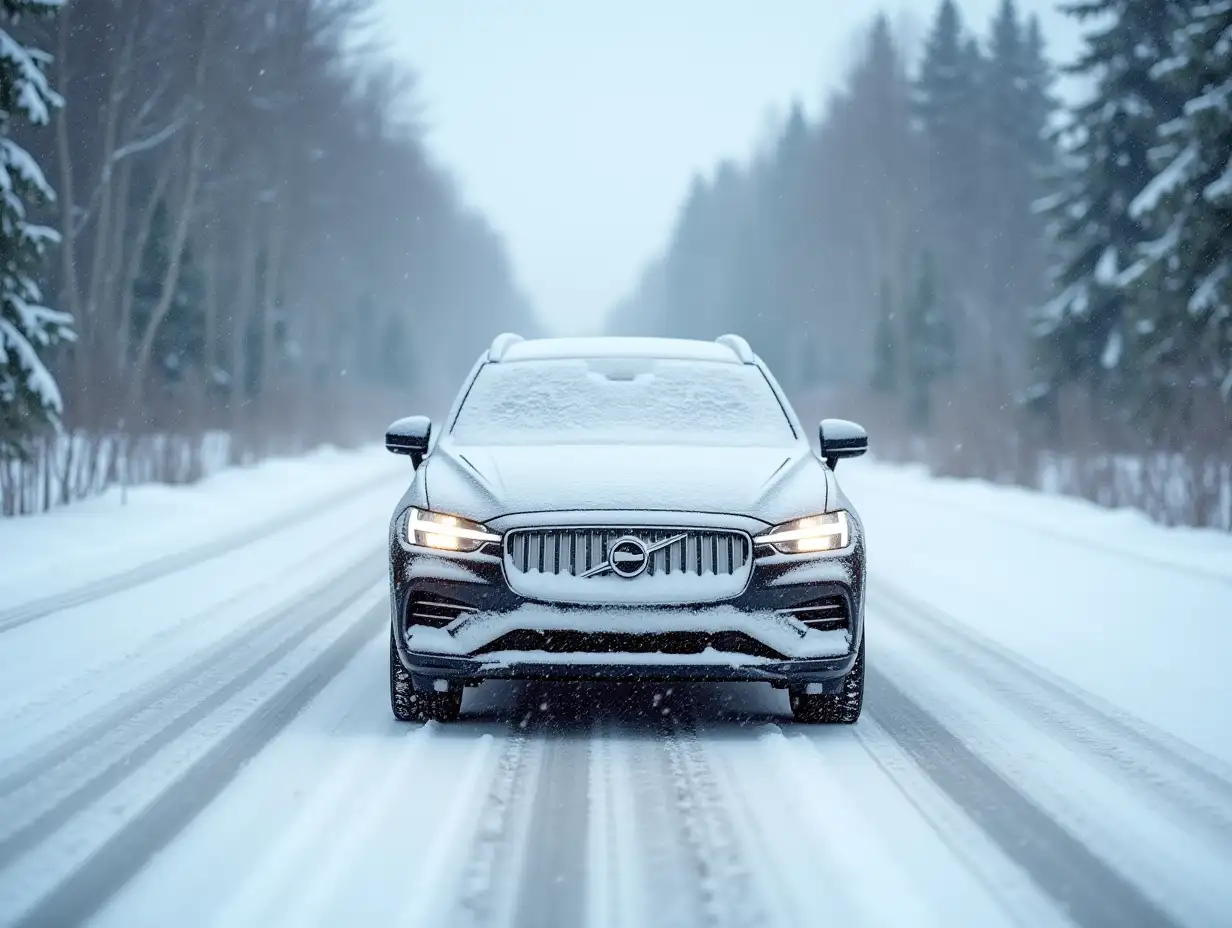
[
  {"xmin": 377, "ymin": 0, "xmax": 1085, "ymax": 335},
  {"xmin": 3, "ymin": 0, "xmax": 1230, "ymax": 530}
]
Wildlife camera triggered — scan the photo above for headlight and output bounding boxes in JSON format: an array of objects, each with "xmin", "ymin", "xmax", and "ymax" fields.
[
  {"xmin": 754, "ymin": 511, "xmax": 851, "ymax": 554},
  {"xmin": 406, "ymin": 507, "xmax": 501, "ymax": 552}
]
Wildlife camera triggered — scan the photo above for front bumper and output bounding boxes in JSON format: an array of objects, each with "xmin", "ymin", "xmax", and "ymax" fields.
[
  {"xmin": 401, "ymin": 649, "xmax": 858, "ymax": 689},
  {"xmin": 388, "ymin": 515, "xmax": 866, "ymax": 691}
]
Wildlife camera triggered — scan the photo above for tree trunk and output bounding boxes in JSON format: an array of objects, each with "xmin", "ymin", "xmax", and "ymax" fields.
[
  {"xmin": 123, "ymin": 35, "xmax": 212, "ymax": 482},
  {"xmin": 54, "ymin": 7, "xmax": 86, "ymax": 424},
  {"xmin": 256, "ymin": 216, "xmax": 286, "ymax": 441},
  {"xmin": 117, "ymin": 157, "xmax": 174, "ymax": 370},
  {"xmin": 85, "ymin": 23, "xmax": 134, "ymax": 330},
  {"xmin": 228, "ymin": 209, "xmax": 260, "ymax": 460},
  {"xmin": 200, "ymin": 149, "xmax": 220, "ymax": 383}
]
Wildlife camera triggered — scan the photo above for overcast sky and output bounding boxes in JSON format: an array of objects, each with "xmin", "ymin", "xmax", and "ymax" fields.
[{"xmin": 374, "ymin": 1, "xmax": 1084, "ymax": 336}]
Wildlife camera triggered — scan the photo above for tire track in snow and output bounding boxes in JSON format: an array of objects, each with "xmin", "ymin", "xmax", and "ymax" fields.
[
  {"xmin": 867, "ymin": 666, "xmax": 1181, "ymax": 928},
  {"xmin": 0, "ymin": 473, "xmax": 398, "ymax": 633},
  {"xmin": 585, "ymin": 703, "xmax": 721, "ymax": 928},
  {"xmin": 701, "ymin": 710, "xmax": 986, "ymax": 927},
  {"xmin": 0, "ymin": 554, "xmax": 385, "ymax": 832},
  {"xmin": 5, "ymin": 585, "xmax": 387, "ymax": 928},
  {"xmin": 848, "ymin": 719, "xmax": 1073, "ymax": 928},
  {"xmin": 448, "ymin": 685, "xmax": 775, "ymax": 928},
  {"xmin": 587, "ymin": 690, "xmax": 773, "ymax": 928},
  {"xmin": 872, "ymin": 582, "xmax": 1232, "ymax": 845},
  {"xmin": 512, "ymin": 731, "xmax": 587, "ymax": 928},
  {"xmin": 585, "ymin": 719, "xmax": 646, "ymax": 928},
  {"xmin": 0, "ymin": 523, "xmax": 380, "ymax": 763},
  {"xmin": 748, "ymin": 727, "xmax": 962, "ymax": 928},
  {"xmin": 661, "ymin": 710, "xmax": 772, "ymax": 928},
  {"xmin": 586, "ymin": 706, "xmax": 709, "ymax": 928},
  {"xmin": 269, "ymin": 721, "xmax": 444, "ymax": 927},
  {"xmin": 206, "ymin": 719, "xmax": 436, "ymax": 927},
  {"xmin": 446, "ymin": 689, "xmax": 543, "ymax": 928}
]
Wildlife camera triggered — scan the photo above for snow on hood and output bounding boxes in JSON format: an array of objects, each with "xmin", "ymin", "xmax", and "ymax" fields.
[{"xmin": 423, "ymin": 437, "xmax": 831, "ymax": 525}]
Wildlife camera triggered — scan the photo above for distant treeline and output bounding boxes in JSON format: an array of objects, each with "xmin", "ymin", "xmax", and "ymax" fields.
[
  {"xmin": 1, "ymin": 0, "xmax": 537, "ymax": 513},
  {"xmin": 611, "ymin": 0, "xmax": 1232, "ymax": 529}
]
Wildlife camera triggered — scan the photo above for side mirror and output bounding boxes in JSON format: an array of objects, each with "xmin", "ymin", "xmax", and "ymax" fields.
[
  {"xmin": 386, "ymin": 416, "xmax": 432, "ymax": 467},
  {"xmin": 819, "ymin": 418, "xmax": 868, "ymax": 470}
]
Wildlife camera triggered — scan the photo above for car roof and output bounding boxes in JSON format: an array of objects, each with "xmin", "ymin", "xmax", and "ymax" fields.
[{"xmin": 494, "ymin": 336, "xmax": 747, "ymax": 365}]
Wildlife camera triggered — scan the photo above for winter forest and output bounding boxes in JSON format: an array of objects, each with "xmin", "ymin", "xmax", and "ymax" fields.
[
  {"xmin": 612, "ymin": 0, "xmax": 1232, "ymax": 529},
  {"xmin": 2, "ymin": 0, "xmax": 1231, "ymax": 528},
  {"xmin": 0, "ymin": 0, "xmax": 536, "ymax": 514}
]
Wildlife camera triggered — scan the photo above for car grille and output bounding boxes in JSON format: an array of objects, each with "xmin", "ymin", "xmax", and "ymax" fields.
[
  {"xmin": 505, "ymin": 528, "xmax": 751, "ymax": 578},
  {"xmin": 776, "ymin": 595, "xmax": 849, "ymax": 632},
  {"xmin": 502, "ymin": 527, "xmax": 754, "ymax": 605}
]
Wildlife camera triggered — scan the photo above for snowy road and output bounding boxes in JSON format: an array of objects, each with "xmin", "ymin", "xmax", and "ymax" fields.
[{"xmin": 2, "ymin": 454, "xmax": 1231, "ymax": 927}]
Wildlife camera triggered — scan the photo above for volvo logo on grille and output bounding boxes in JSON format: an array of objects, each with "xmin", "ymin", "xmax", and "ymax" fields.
[
  {"xmin": 608, "ymin": 536, "xmax": 650, "ymax": 578},
  {"xmin": 576, "ymin": 531, "xmax": 688, "ymax": 580}
]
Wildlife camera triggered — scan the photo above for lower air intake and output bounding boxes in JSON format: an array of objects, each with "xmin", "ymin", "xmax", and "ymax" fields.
[
  {"xmin": 776, "ymin": 595, "xmax": 849, "ymax": 632},
  {"xmin": 404, "ymin": 595, "xmax": 476, "ymax": 630},
  {"xmin": 474, "ymin": 630, "xmax": 783, "ymax": 660}
]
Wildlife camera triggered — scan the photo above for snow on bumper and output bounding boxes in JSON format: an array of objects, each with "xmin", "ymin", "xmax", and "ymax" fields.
[{"xmin": 405, "ymin": 604, "xmax": 850, "ymax": 661}]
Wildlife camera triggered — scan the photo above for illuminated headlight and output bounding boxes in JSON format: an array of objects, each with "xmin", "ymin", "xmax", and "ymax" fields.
[
  {"xmin": 406, "ymin": 507, "xmax": 501, "ymax": 552},
  {"xmin": 755, "ymin": 511, "xmax": 851, "ymax": 554}
]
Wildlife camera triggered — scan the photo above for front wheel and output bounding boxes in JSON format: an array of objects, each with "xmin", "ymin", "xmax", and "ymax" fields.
[
  {"xmin": 790, "ymin": 635, "xmax": 864, "ymax": 724},
  {"xmin": 390, "ymin": 630, "xmax": 427, "ymax": 722}
]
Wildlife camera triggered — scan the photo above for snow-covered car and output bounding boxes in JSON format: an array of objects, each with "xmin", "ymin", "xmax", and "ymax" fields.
[{"xmin": 385, "ymin": 334, "xmax": 868, "ymax": 723}]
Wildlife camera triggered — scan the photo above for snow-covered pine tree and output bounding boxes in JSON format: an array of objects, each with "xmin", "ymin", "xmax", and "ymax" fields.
[
  {"xmin": 0, "ymin": 0, "xmax": 71, "ymax": 458},
  {"xmin": 1030, "ymin": 0, "xmax": 1188, "ymax": 418},
  {"xmin": 1123, "ymin": 0, "xmax": 1232, "ymax": 422},
  {"xmin": 916, "ymin": 0, "xmax": 985, "ymax": 294},
  {"xmin": 983, "ymin": 0, "xmax": 1056, "ymax": 380}
]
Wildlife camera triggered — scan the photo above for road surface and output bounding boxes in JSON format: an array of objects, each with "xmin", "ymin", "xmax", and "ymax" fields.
[{"xmin": 0, "ymin": 467, "xmax": 1229, "ymax": 928}]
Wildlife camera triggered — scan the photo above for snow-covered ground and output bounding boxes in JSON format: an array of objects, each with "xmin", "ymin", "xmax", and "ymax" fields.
[
  {"xmin": 0, "ymin": 445, "xmax": 406, "ymax": 613},
  {"xmin": 1, "ymin": 452, "xmax": 1230, "ymax": 927},
  {"xmin": 841, "ymin": 460, "xmax": 1232, "ymax": 765}
]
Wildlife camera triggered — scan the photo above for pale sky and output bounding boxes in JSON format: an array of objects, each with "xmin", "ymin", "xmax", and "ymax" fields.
[{"xmin": 374, "ymin": 1, "xmax": 1084, "ymax": 335}]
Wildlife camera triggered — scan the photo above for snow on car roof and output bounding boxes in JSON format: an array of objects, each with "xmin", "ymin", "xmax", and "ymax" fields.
[{"xmin": 495, "ymin": 336, "xmax": 745, "ymax": 364}]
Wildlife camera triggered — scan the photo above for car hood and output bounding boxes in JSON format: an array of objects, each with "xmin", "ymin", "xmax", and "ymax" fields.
[{"xmin": 423, "ymin": 438, "xmax": 831, "ymax": 526}]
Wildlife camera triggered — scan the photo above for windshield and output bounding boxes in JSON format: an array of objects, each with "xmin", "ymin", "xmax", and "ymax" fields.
[{"xmin": 450, "ymin": 358, "xmax": 797, "ymax": 446}]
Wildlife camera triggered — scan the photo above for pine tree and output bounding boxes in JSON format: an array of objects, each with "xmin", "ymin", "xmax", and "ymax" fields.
[
  {"xmin": 917, "ymin": 1, "xmax": 985, "ymax": 283},
  {"xmin": 1021, "ymin": 17, "xmax": 1057, "ymax": 178},
  {"xmin": 1030, "ymin": 0, "xmax": 1188, "ymax": 417},
  {"xmin": 0, "ymin": 0, "xmax": 71, "ymax": 458},
  {"xmin": 840, "ymin": 15, "xmax": 920, "ymax": 382},
  {"xmin": 1123, "ymin": 0, "xmax": 1232, "ymax": 420},
  {"xmin": 871, "ymin": 277, "xmax": 898, "ymax": 393},
  {"xmin": 904, "ymin": 251, "xmax": 954, "ymax": 424},
  {"xmin": 982, "ymin": 0, "xmax": 1056, "ymax": 381}
]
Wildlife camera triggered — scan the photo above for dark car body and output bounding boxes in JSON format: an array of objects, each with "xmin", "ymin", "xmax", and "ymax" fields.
[{"xmin": 386, "ymin": 334, "xmax": 868, "ymax": 722}]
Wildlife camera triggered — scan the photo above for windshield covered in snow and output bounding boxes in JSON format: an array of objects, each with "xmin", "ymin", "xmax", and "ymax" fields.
[{"xmin": 450, "ymin": 358, "xmax": 797, "ymax": 446}]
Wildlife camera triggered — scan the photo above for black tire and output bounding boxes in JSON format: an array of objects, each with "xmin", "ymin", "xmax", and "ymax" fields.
[
  {"xmin": 390, "ymin": 630, "xmax": 426, "ymax": 722},
  {"xmin": 790, "ymin": 635, "xmax": 864, "ymax": 724},
  {"xmin": 424, "ymin": 689, "xmax": 463, "ymax": 723}
]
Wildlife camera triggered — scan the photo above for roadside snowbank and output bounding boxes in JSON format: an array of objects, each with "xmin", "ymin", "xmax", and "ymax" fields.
[
  {"xmin": 841, "ymin": 457, "xmax": 1232, "ymax": 763},
  {"xmin": 0, "ymin": 445, "xmax": 407, "ymax": 609}
]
